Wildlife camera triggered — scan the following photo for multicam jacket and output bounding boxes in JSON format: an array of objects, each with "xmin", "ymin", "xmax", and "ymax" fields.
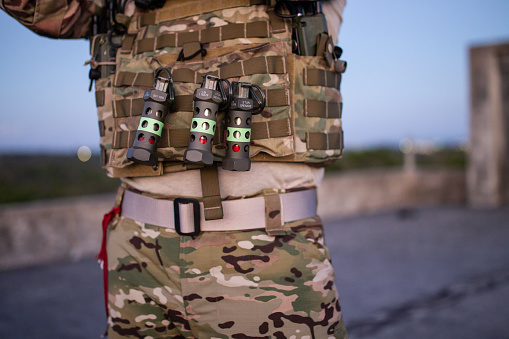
[{"xmin": 1, "ymin": 0, "xmax": 345, "ymax": 178}]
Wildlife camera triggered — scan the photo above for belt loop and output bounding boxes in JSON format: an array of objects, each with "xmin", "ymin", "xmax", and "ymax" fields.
[
  {"xmin": 263, "ymin": 189, "xmax": 286, "ymax": 236},
  {"xmin": 200, "ymin": 164, "xmax": 224, "ymax": 220},
  {"xmin": 115, "ymin": 183, "xmax": 128, "ymax": 209}
]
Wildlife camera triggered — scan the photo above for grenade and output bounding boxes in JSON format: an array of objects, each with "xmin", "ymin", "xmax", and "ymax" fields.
[
  {"xmin": 184, "ymin": 75, "xmax": 231, "ymax": 165},
  {"xmin": 222, "ymin": 82, "xmax": 266, "ymax": 171},
  {"xmin": 126, "ymin": 68, "xmax": 175, "ymax": 166}
]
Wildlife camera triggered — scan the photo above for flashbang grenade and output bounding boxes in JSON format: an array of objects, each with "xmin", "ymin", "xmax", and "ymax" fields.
[
  {"xmin": 127, "ymin": 68, "xmax": 175, "ymax": 166},
  {"xmin": 222, "ymin": 82, "xmax": 266, "ymax": 171},
  {"xmin": 184, "ymin": 75, "xmax": 231, "ymax": 165}
]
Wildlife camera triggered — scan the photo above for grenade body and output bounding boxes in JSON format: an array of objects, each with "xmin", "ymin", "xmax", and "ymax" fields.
[
  {"xmin": 223, "ymin": 97, "xmax": 253, "ymax": 171},
  {"xmin": 222, "ymin": 82, "xmax": 266, "ymax": 171},
  {"xmin": 127, "ymin": 69, "xmax": 174, "ymax": 166},
  {"xmin": 184, "ymin": 76, "xmax": 225, "ymax": 165}
]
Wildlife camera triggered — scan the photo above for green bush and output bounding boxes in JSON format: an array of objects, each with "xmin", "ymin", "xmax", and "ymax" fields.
[
  {"xmin": 0, "ymin": 154, "xmax": 119, "ymax": 204},
  {"xmin": 0, "ymin": 147, "xmax": 466, "ymax": 204}
]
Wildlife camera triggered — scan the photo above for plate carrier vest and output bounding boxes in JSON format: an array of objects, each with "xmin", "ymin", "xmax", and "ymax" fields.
[{"xmin": 90, "ymin": 0, "xmax": 345, "ymax": 178}]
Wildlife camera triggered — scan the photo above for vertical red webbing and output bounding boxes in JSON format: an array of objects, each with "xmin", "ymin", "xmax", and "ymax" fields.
[{"xmin": 97, "ymin": 206, "xmax": 121, "ymax": 317}]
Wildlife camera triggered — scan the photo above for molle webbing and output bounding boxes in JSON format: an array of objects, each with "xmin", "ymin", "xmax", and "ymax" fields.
[
  {"xmin": 305, "ymin": 68, "xmax": 342, "ymax": 89},
  {"xmin": 114, "ymin": 56, "xmax": 287, "ymax": 87},
  {"xmin": 96, "ymin": 90, "xmax": 105, "ymax": 107},
  {"xmin": 306, "ymin": 131, "xmax": 343, "ymax": 150},
  {"xmin": 132, "ymin": 21, "xmax": 271, "ymax": 55},
  {"xmin": 304, "ymin": 100, "xmax": 342, "ymax": 119},
  {"xmin": 263, "ymin": 189, "xmax": 284, "ymax": 236},
  {"xmin": 98, "ymin": 121, "xmax": 106, "ymax": 137},
  {"xmin": 120, "ymin": 34, "xmax": 136, "ymax": 52},
  {"xmin": 94, "ymin": 0, "xmax": 345, "ymax": 177},
  {"xmin": 114, "ymin": 65, "xmax": 339, "ymax": 93},
  {"xmin": 111, "ymin": 118, "xmax": 292, "ymax": 149},
  {"xmin": 113, "ymin": 88, "xmax": 289, "ymax": 118},
  {"xmin": 137, "ymin": 0, "xmax": 268, "ymax": 27},
  {"xmin": 267, "ymin": 8, "xmax": 288, "ymax": 34}
]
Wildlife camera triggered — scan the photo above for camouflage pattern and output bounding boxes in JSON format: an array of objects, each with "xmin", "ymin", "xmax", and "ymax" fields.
[
  {"xmin": 2, "ymin": 0, "xmax": 345, "ymax": 175},
  {"xmin": 107, "ymin": 214, "xmax": 348, "ymax": 338},
  {"xmin": 101, "ymin": 3, "xmax": 344, "ymax": 177},
  {"xmin": 109, "ymin": 39, "xmax": 293, "ymax": 170},
  {"xmin": 0, "ymin": 0, "xmax": 103, "ymax": 39},
  {"xmin": 291, "ymin": 54, "xmax": 343, "ymax": 162}
]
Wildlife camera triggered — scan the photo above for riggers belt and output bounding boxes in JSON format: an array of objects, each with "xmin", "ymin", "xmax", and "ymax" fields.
[{"xmin": 90, "ymin": 0, "xmax": 347, "ymax": 178}]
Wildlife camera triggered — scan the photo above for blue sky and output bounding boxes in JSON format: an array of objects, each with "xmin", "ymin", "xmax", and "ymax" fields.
[{"xmin": 1, "ymin": 0, "xmax": 509, "ymax": 153}]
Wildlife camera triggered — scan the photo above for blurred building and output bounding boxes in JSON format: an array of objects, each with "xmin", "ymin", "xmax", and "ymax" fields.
[{"xmin": 468, "ymin": 41, "xmax": 509, "ymax": 208}]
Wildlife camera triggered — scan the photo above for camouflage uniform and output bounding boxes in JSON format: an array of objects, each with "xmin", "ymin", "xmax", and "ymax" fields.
[
  {"xmin": 107, "ymin": 211, "xmax": 347, "ymax": 338},
  {"xmin": 1, "ymin": 1, "xmax": 348, "ymax": 338}
]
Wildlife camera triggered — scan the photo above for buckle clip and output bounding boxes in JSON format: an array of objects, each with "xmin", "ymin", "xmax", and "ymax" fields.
[{"xmin": 173, "ymin": 198, "xmax": 201, "ymax": 236}]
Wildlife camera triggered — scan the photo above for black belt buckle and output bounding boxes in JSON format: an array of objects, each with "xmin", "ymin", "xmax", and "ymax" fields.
[{"xmin": 173, "ymin": 198, "xmax": 201, "ymax": 236}]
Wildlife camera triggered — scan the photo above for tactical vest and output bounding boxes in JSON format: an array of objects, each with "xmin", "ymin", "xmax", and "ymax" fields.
[{"xmin": 91, "ymin": 0, "xmax": 345, "ymax": 178}]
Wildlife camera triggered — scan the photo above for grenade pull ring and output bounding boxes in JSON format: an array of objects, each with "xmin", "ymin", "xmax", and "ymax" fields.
[
  {"xmin": 222, "ymin": 82, "xmax": 266, "ymax": 172},
  {"xmin": 126, "ymin": 68, "xmax": 175, "ymax": 166},
  {"xmin": 184, "ymin": 75, "xmax": 232, "ymax": 165}
]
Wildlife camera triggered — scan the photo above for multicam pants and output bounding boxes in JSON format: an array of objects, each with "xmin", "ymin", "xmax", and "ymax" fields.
[{"xmin": 106, "ymin": 215, "xmax": 348, "ymax": 338}]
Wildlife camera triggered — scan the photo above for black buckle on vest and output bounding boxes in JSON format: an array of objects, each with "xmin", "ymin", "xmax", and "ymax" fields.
[{"xmin": 173, "ymin": 198, "xmax": 201, "ymax": 236}]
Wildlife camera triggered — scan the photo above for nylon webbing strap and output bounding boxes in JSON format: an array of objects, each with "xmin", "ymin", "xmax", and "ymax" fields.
[
  {"xmin": 263, "ymin": 190, "xmax": 284, "ymax": 236},
  {"xmin": 161, "ymin": 128, "xmax": 193, "ymax": 148},
  {"xmin": 304, "ymin": 100, "xmax": 342, "ymax": 119},
  {"xmin": 306, "ymin": 131, "xmax": 343, "ymax": 150},
  {"xmin": 251, "ymin": 118, "xmax": 292, "ymax": 139},
  {"xmin": 121, "ymin": 188, "xmax": 317, "ymax": 233},
  {"xmin": 200, "ymin": 165, "xmax": 223, "ymax": 220},
  {"xmin": 133, "ymin": 21, "xmax": 270, "ymax": 54},
  {"xmin": 113, "ymin": 130, "xmax": 135, "ymax": 149},
  {"xmin": 114, "ymin": 98, "xmax": 146, "ymax": 118},
  {"xmin": 172, "ymin": 56, "xmax": 286, "ymax": 82},
  {"xmin": 120, "ymin": 34, "xmax": 136, "ymax": 52},
  {"xmin": 115, "ymin": 56, "xmax": 286, "ymax": 87},
  {"xmin": 183, "ymin": 42, "xmax": 204, "ymax": 61},
  {"xmin": 304, "ymin": 68, "xmax": 342, "ymax": 89},
  {"xmin": 138, "ymin": 0, "xmax": 267, "ymax": 27},
  {"xmin": 267, "ymin": 8, "xmax": 288, "ymax": 34},
  {"xmin": 114, "ymin": 89, "xmax": 289, "ymax": 117},
  {"xmin": 265, "ymin": 88, "xmax": 290, "ymax": 107},
  {"xmin": 98, "ymin": 121, "xmax": 106, "ymax": 137},
  {"xmin": 115, "ymin": 72, "xmax": 154, "ymax": 88},
  {"xmin": 96, "ymin": 90, "xmax": 105, "ymax": 107}
]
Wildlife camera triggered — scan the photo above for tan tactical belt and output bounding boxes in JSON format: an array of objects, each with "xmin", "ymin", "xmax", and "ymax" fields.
[{"xmin": 121, "ymin": 188, "xmax": 317, "ymax": 236}]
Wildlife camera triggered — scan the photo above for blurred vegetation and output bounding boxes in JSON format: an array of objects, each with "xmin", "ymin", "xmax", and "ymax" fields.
[
  {"xmin": 0, "ymin": 147, "xmax": 466, "ymax": 204},
  {"xmin": 325, "ymin": 147, "xmax": 466, "ymax": 172},
  {"xmin": 0, "ymin": 154, "xmax": 119, "ymax": 204}
]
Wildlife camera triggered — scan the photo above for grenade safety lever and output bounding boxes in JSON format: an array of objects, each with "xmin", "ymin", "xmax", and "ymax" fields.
[
  {"xmin": 222, "ymin": 82, "xmax": 266, "ymax": 171},
  {"xmin": 184, "ymin": 75, "xmax": 232, "ymax": 165},
  {"xmin": 126, "ymin": 68, "xmax": 175, "ymax": 166}
]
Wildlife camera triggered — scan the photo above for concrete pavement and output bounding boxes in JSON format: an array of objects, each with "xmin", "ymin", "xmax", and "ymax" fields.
[
  {"xmin": 1, "ymin": 206, "xmax": 508, "ymax": 339},
  {"xmin": 325, "ymin": 206, "xmax": 509, "ymax": 339}
]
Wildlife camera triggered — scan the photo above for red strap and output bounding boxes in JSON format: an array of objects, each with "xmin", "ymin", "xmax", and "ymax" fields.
[{"xmin": 97, "ymin": 206, "xmax": 121, "ymax": 317}]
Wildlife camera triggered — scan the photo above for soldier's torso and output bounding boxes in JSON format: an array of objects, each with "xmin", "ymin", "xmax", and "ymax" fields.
[{"xmin": 90, "ymin": 0, "xmax": 345, "ymax": 178}]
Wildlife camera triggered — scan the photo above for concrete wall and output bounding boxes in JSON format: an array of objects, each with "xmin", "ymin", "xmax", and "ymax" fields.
[
  {"xmin": 318, "ymin": 168, "xmax": 465, "ymax": 219},
  {"xmin": 0, "ymin": 194, "xmax": 114, "ymax": 270},
  {"xmin": 0, "ymin": 168, "xmax": 465, "ymax": 270},
  {"xmin": 468, "ymin": 41, "xmax": 509, "ymax": 208}
]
